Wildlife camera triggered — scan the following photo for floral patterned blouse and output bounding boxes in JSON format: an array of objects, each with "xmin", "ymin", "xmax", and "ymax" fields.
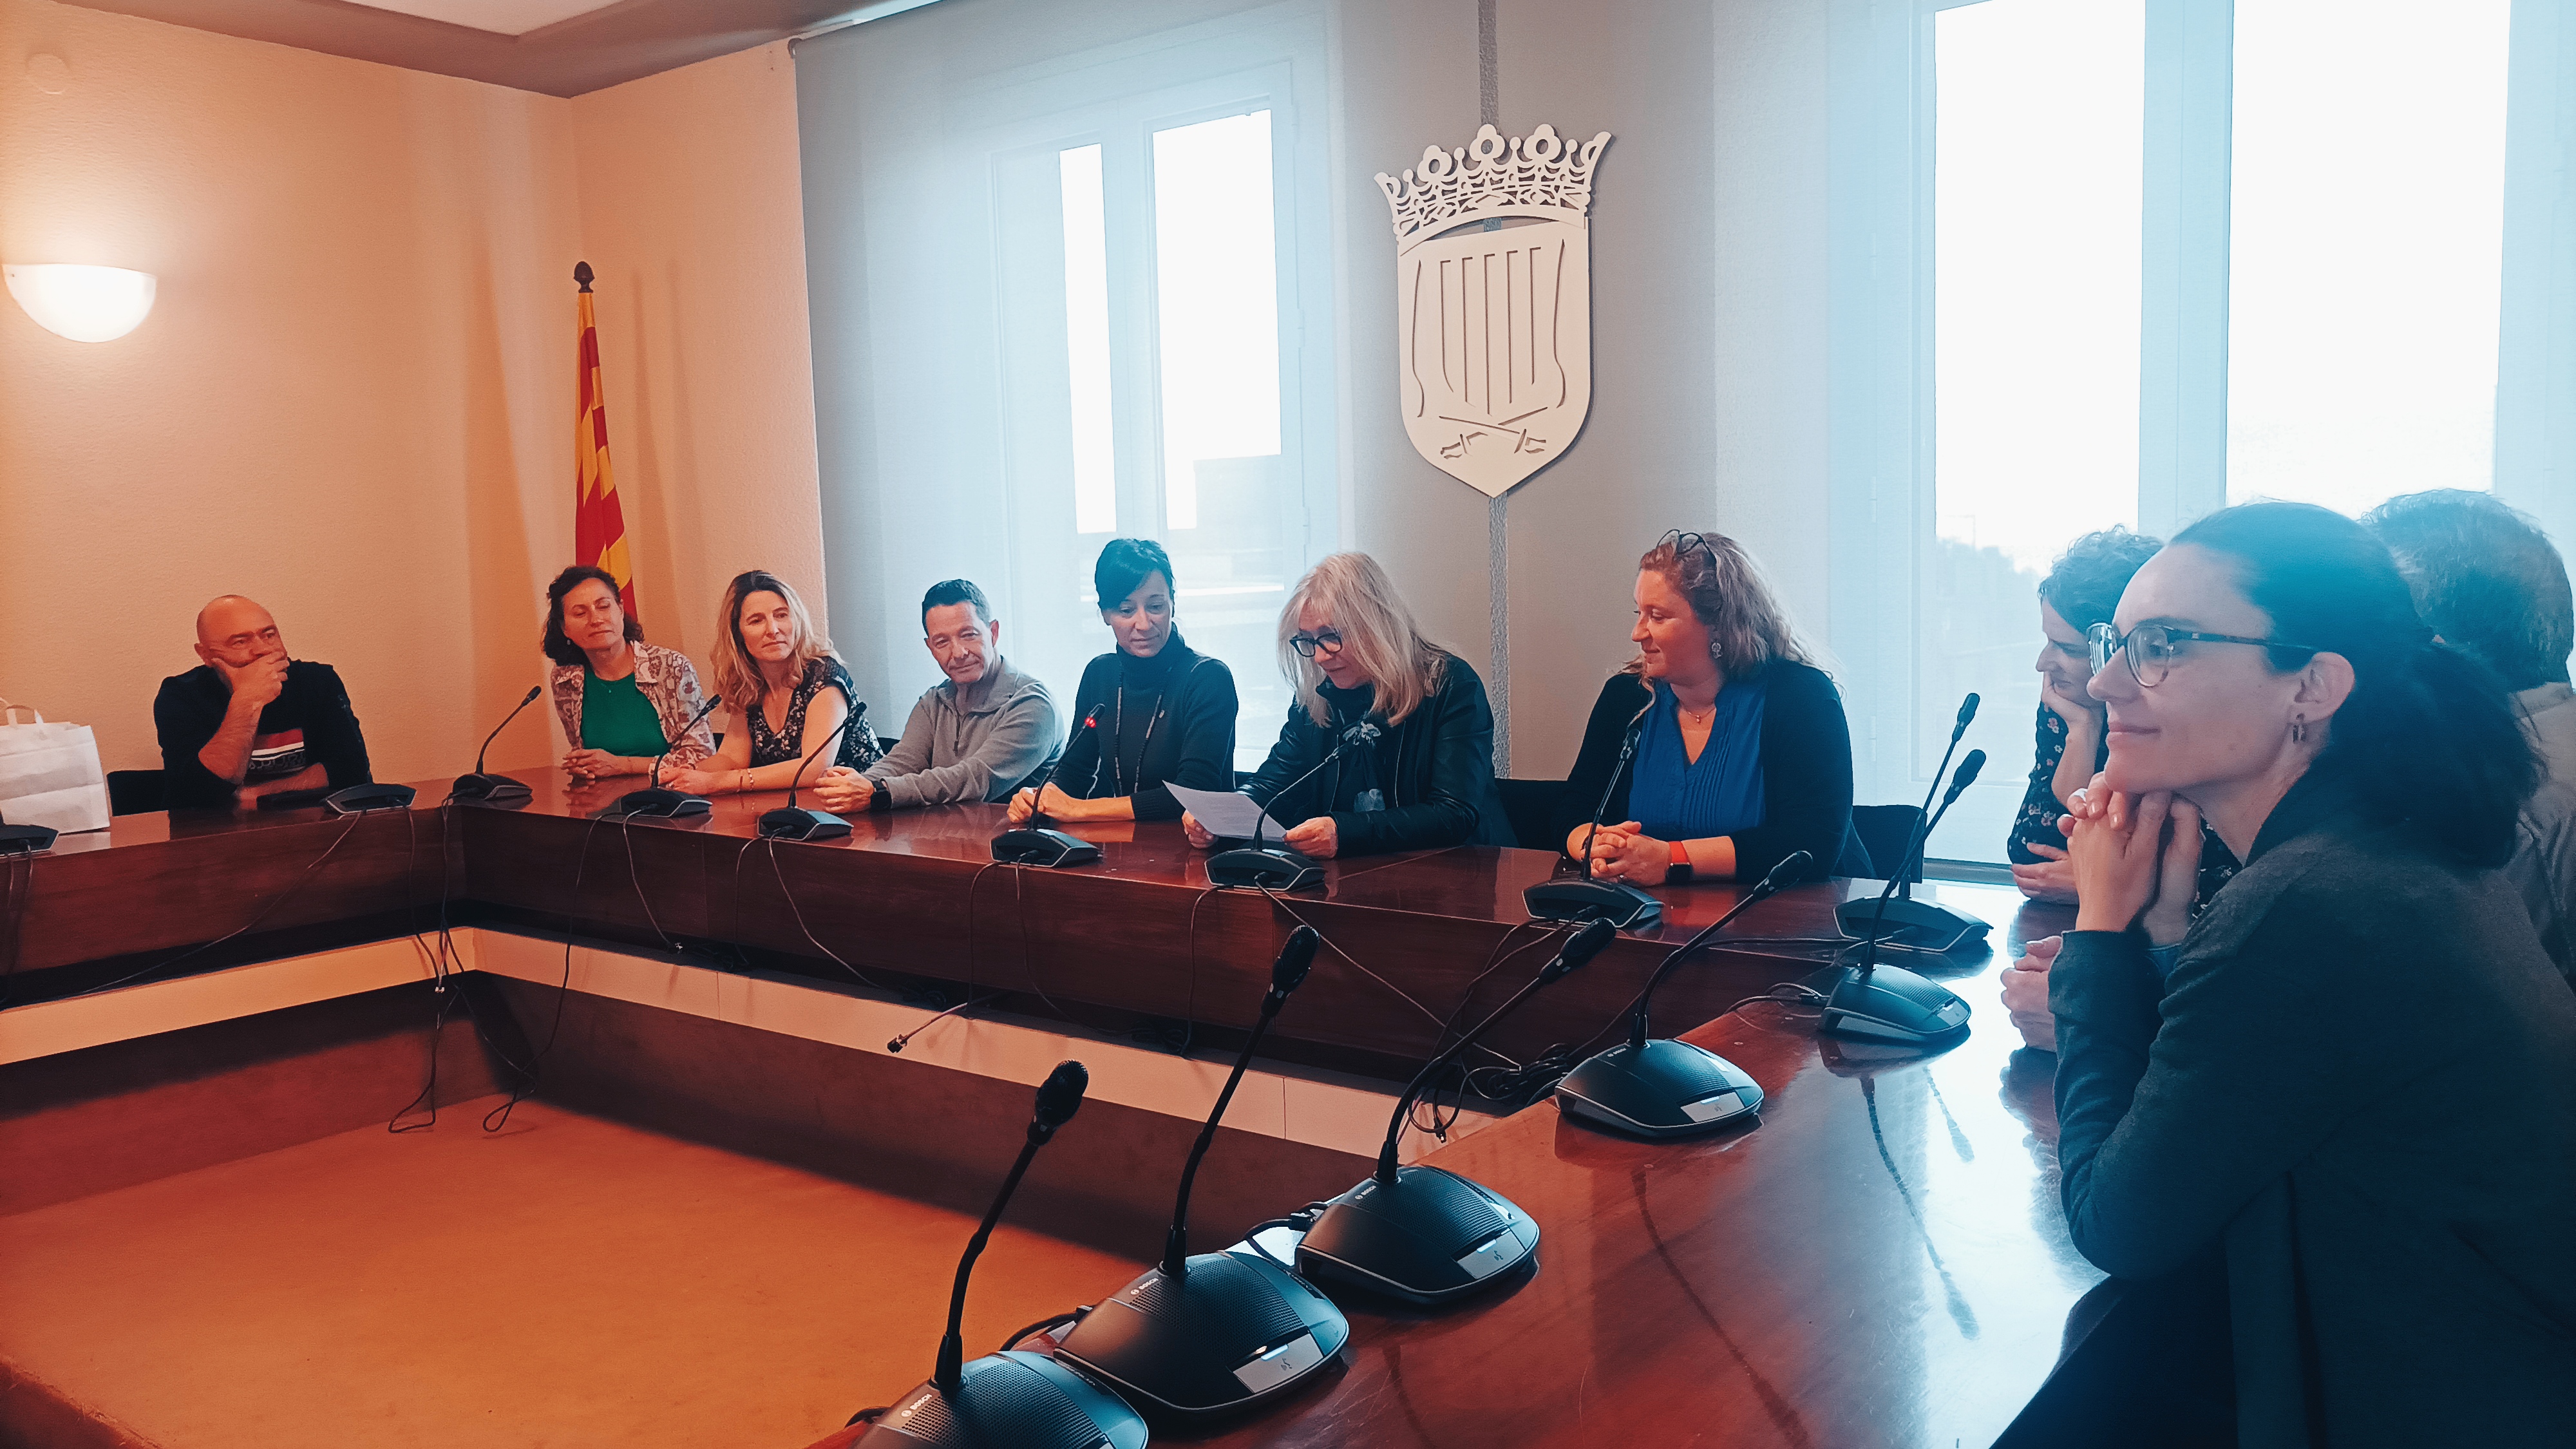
[{"xmin": 743, "ymin": 657, "xmax": 885, "ymax": 772}]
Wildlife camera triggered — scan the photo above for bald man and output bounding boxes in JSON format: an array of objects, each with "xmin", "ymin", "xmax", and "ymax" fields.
[{"xmin": 153, "ymin": 596, "xmax": 372, "ymax": 810}]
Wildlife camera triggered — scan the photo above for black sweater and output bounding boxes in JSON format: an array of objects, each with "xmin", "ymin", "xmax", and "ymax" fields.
[
  {"xmin": 1548, "ymin": 664, "xmax": 1869, "ymax": 880},
  {"xmin": 1242, "ymin": 654, "xmax": 1513, "ymax": 857},
  {"xmin": 1051, "ymin": 636, "xmax": 1238, "ymax": 822},
  {"xmin": 2053, "ymin": 770, "xmax": 2576, "ymax": 1448}
]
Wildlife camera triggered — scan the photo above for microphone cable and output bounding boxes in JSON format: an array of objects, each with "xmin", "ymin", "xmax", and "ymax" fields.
[
  {"xmin": 765, "ymin": 835, "xmax": 888, "ymax": 991},
  {"xmin": 70, "ymin": 811, "xmax": 368, "ymax": 999},
  {"xmin": 886, "ymin": 860, "xmax": 1006, "ymax": 1052}
]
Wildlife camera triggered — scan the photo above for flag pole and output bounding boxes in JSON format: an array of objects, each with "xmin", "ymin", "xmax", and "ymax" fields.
[{"xmin": 573, "ymin": 260, "xmax": 636, "ymax": 620}]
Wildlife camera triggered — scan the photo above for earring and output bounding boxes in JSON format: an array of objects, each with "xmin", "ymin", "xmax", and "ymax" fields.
[{"xmin": 2289, "ymin": 718, "xmax": 2308, "ymax": 745}]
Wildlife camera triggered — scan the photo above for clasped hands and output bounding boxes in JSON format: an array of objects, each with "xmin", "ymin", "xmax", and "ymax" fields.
[
  {"xmin": 1565, "ymin": 821, "xmax": 1667, "ymax": 884},
  {"xmin": 1998, "ymin": 777, "xmax": 2199, "ymax": 1052},
  {"xmin": 1007, "ymin": 782, "xmax": 1115, "ymax": 826}
]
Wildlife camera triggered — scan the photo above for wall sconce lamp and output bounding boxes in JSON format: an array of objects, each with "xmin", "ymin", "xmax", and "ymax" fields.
[{"xmin": 4, "ymin": 264, "xmax": 157, "ymax": 342}]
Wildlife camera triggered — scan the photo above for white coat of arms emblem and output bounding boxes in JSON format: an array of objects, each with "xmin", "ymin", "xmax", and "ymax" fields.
[{"xmin": 1376, "ymin": 124, "xmax": 1612, "ymax": 498}]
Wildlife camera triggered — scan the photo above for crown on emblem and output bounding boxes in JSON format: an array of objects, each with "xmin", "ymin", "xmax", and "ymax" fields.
[{"xmin": 1375, "ymin": 123, "xmax": 1613, "ymax": 243}]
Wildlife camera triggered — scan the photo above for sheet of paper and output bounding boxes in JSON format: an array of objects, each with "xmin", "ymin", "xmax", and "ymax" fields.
[{"xmin": 1163, "ymin": 782, "xmax": 1291, "ymax": 842}]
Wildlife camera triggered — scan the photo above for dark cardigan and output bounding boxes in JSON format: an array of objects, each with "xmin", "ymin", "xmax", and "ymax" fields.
[
  {"xmin": 1241, "ymin": 654, "xmax": 1513, "ymax": 857},
  {"xmin": 1548, "ymin": 663, "xmax": 1870, "ymax": 880},
  {"xmin": 2052, "ymin": 770, "xmax": 2576, "ymax": 1448},
  {"xmin": 1050, "ymin": 636, "xmax": 1238, "ymax": 822}
]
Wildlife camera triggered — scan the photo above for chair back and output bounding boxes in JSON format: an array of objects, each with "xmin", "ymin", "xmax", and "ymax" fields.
[
  {"xmin": 1850, "ymin": 803, "xmax": 1925, "ymax": 884},
  {"xmin": 106, "ymin": 769, "xmax": 167, "ymax": 817},
  {"xmin": 1495, "ymin": 778, "xmax": 1569, "ymax": 853}
]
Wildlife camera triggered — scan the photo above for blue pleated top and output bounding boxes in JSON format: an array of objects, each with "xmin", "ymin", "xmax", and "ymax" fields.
[{"xmin": 1627, "ymin": 676, "xmax": 1766, "ymax": 842}]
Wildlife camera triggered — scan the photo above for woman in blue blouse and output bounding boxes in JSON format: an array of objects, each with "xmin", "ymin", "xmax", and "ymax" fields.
[{"xmin": 1553, "ymin": 530, "xmax": 1870, "ymax": 884}]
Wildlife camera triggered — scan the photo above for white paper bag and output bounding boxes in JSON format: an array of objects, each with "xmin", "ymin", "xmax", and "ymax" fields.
[{"xmin": 0, "ymin": 698, "xmax": 112, "ymax": 835}]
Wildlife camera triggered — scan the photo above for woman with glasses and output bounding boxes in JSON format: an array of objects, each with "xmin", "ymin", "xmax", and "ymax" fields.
[
  {"xmin": 2047, "ymin": 502, "xmax": 2573, "ymax": 1446},
  {"xmin": 1180, "ymin": 551, "xmax": 1511, "ymax": 858},
  {"xmin": 1551, "ymin": 530, "xmax": 1870, "ymax": 886},
  {"xmin": 1006, "ymin": 538, "xmax": 1237, "ymax": 826}
]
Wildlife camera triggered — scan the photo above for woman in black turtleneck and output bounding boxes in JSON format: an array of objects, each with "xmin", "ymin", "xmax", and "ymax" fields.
[{"xmin": 1007, "ymin": 538, "xmax": 1238, "ymax": 825}]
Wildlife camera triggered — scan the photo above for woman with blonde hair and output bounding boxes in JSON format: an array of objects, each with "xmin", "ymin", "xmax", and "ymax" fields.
[
  {"xmin": 659, "ymin": 570, "xmax": 882, "ymax": 796},
  {"xmin": 1553, "ymin": 530, "xmax": 1868, "ymax": 884},
  {"xmin": 1181, "ymin": 551, "xmax": 1510, "ymax": 858}
]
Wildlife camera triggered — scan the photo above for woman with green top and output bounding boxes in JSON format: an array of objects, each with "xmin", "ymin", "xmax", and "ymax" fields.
[{"xmin": 542, "ymin": 564, "xmax": 715, "ymax": 781}]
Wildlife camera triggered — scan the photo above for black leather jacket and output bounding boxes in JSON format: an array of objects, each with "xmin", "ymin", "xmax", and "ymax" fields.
[{"xmin": 1242, "ymin": 655, "xmax": 1513, "ymax": 857}]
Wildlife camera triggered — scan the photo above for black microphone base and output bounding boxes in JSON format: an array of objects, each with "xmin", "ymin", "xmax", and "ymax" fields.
[
  {"xmin": 855, "ymin": 1350, "xmax": 1146, "ymax": 1449},
  {"xmin": 603, "ymin": 788, "xmax": 711, "ymax": 820},
  {"xmin": 990, "ymin": 827, "xmax": 1100, "ymax": 867},
  {"xmin": 323, "ymin": 783, "xmax": 417, "ymax": 816},
  {"xmin": 1555, "ymin": 1038, "xmax": 1765, "ymax": 1139},
  {"xmin": 1835, "ymin": 894, "xmax": 1991, "ymax": 955},
  {"xmin": 759, "ymin": 807, "xmax": 853, "ymax": 842},
  {"xmin": 1294, "ymin": 1166, "xmax": 1540, "ymax": 1307},
  {"xmin": 449, "ymin": 772, "xmax": 532, "ymax": 806},
  {"xmin": 1208, "ymin": 844, "xmax": 1323, "ymax": 891},
  {"xmin": 1812, "ymin": 962, "xmax": 1972, "ymax": 1046},
  {"xmin": 1052, "ymin": 1249, "xmax": 1350, "ymax": 1417},
  {"xmin": 0, "ymin": 824, "xmax": 58, "ymax": 857},
  {"xmin": 1522, "ymin": 875, "xmax": 1663, "ymax": 928}
]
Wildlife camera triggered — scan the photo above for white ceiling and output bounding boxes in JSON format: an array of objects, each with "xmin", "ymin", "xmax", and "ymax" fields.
[{"xmin": 339, "ymin": 0, "xmax": 625, "ymax": 37}]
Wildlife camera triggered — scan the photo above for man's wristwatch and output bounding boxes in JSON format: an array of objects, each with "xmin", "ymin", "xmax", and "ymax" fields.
[{"xmin": 1665, "ymin": 838, "xmax": 1694, "ymax": 885}]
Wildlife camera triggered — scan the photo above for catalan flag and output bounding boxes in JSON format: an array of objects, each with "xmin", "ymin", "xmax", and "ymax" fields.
[{"xmin": 573, "ymin": 261, "xmax": 636, "ymax": 619}]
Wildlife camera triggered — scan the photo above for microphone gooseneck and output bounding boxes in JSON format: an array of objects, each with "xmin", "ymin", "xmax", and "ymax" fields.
[
  {"xmin": 1628, "ymin": 849, "xmax": 1811, "ymax": 1050},
  {"xmin": 475, "ymin": 685, "xmax": 543, "ymax": 776},
  {"xmin": 1248, "ymin": 720, "xmax": 1376, "ymax": 848},
  {"xmin": 1579, "ymin": 699, "xmax": 1657, "ymax": 877},
  {"xmin": 1160, "ymin": 927, "xmax": 1320, "ymax": 1278},
  {"xmin": 1859, "ymin": 748, "xmax": 1986, "ymax": 977},
  {"xmin": 648, "ymin": 696, "xmax": 724, "ymax": 791},
  {"xmin": 1376, "ymin": 916, "xmax": 1617, "ymax": 1183},
  {"xmin": 1043, "ymin": 704, "xmax": 1104, "ymax": 824},
  {"xmin": 784, "ymin": 707, "xmax": 860, "ymax": 811},
  {"xmin": 935, "ymin": 1060, "xmax": 1089, "ymax": 1396}
]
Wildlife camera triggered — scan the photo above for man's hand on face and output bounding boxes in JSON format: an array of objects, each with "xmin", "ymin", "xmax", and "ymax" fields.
[{"xmin": 221, "ymin": 652, "xmax": 291, "ymax": 714}]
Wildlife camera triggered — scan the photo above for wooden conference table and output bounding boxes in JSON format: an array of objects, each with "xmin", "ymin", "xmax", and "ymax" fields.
[{"xmin": 7, "ymin": 772, "xmax": 2092, "ymax": 1448}]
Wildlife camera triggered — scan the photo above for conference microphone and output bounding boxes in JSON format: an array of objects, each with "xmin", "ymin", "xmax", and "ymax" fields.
[
  {"xmin": 1815, "ymin": 749, "xmax": 1986, "ymax": 1047},
  {"xmin": 855, "ymin": 1062, "xmax": 1146, "ymax": 1449},
  {"xmin": 991, "ymin": 705, "xmax": 1104, "ymax": 867},
  {"xmin": 604, "ymin": 696, "xmax": 721, "ymax": 819},
  {"xmin": 1294, "ymin": 916, "xmax": 1617, "ymax": 1305},
  {"xmin": 1834, "ymin": 692, "xmax": 1987, "ymax": 951},
  {"xmin": 1206, "ymin": 719, "xmax": 1379, "ymax": 891},
  {"xmin": 757, "ymin": 705, "xmax": 867, "ymax": 842},
  {"xmin": 1525, "ymin": 698, "xmax": 1664, "ymax": 928},
  {"xmin": 1553, "ymin": 849, "xmax": 1812, "ymax": 1138},
  {"xmin": 1054, "ymin": 927, "xmax": 1352, "ymax": 1417},
  {"xmin": 451, "ymin": 685, "xmax": 544, "ymax": 805}
]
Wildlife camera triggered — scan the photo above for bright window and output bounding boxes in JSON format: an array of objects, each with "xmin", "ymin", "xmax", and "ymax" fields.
[
  {"xmin": 2225, "ymin": 0, "xmax": 2512, "ymax": 511},
  {"xmin": 1836, "ymin": 0, "xmax": 2536, "ymax": 864}
]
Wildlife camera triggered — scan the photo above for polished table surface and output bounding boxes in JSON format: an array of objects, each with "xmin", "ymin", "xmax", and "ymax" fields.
[
  {"xmin": 1191, "ymin": 887, "xmax": 2084, "ymax": 1448},
  {"xmin": 12, "ymin": 768, "xmax": 2027, "ymax": 1073},
  {"xmin": 10, "ymin": 772, "xmax": 2096, "ymax": 1448}
]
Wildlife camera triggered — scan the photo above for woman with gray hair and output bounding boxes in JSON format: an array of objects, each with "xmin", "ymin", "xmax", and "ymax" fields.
[{"xmin": 1180, "ymin": 551, "xmax": 1511, "ymax": 858}]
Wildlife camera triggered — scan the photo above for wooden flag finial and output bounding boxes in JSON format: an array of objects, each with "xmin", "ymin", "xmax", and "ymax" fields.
[{"xmin": 573, "ymin": 261, "xmax": 594, "ymax": 292}]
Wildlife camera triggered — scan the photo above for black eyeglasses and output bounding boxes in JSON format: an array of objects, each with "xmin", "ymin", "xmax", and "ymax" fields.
[
  {"xmin": 1288, "ymin": 627, "xmax": 1345, "ymax": 658},
  {"xmin": 2087, "ymin": 621, "xmax": 2318, "ymax": 688},
  {"xmin": 1662, "ymin": 529, "xmax": 1718, "ymax": 565}
]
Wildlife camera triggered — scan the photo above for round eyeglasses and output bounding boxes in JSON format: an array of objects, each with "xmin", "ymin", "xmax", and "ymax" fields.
[
  {"xmin": 2086, "ymin": 621, "xmax": 2318, "ymax": 688},
  {"xmin": 1288, "ymin": 627, "xmax": 1345, "ymax": 659}
]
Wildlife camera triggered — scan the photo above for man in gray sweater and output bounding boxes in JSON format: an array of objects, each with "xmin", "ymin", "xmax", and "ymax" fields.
[{"xmin": 813, "ymin": 578, "xmax": 1060, "ymax": 812}]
